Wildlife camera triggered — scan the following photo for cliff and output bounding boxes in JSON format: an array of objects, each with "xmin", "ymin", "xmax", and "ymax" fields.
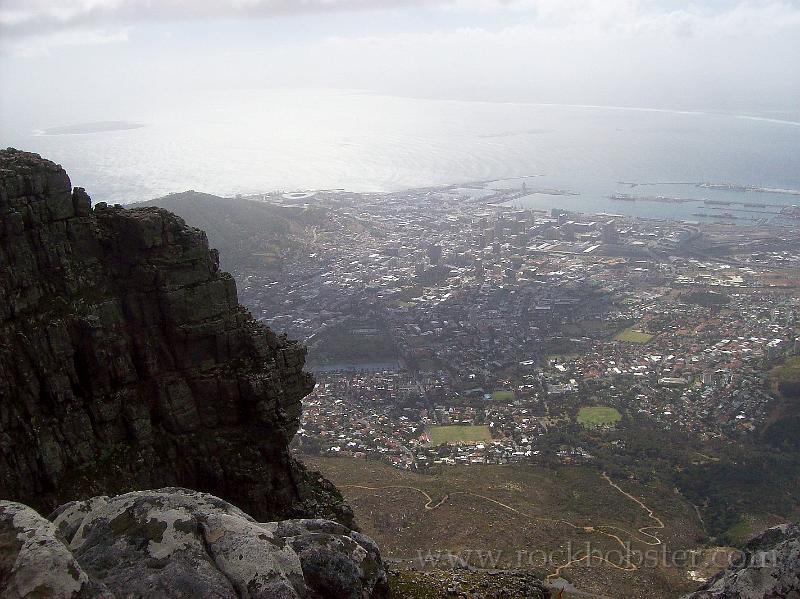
[{"xmin": 0, "ymin": 148, "xmax": 348, "ymax": 525}]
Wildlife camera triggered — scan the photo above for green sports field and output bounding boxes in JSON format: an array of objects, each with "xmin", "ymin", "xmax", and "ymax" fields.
[
  {"xmin": 614, "ymin": 327, "xmax": 654, "ymax": 343},
  {"xmin": 491, "ymin": 390, "xmax": 516, "ymax": 402},
  {"xmin": 428, "ymin": 425, "xmax": 492, "ymax": 445},
  {"xmin": 577, "ymin": 406, "xmax": 622, "ymax": 427}
]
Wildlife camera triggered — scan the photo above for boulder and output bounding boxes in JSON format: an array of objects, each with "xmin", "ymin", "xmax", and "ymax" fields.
[
  {"xmin": 0, "ymin": 500, "xmax": 105, "ymax": 599},
  {"xmin": 683, "ymin": 523, "xmax": 800, "ymax": 599},
  {"xmin": 1, "ymin": 488, "xmax": 388, "ymax": 599}
]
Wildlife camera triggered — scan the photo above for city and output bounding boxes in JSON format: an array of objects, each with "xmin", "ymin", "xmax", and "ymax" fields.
[{"xmin": 226, "ymin": 182, "xmax": 799, "ymax": 471}]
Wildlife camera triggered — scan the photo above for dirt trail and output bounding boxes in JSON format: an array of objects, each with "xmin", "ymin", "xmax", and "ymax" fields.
[
  {"xmin": 596, "ymin": 472, "xmax": 665, "ymax": 547},
  {"xmin": 341, "ymin": 484, "xmax": 449, "ymax": 510},
  {"xmin": 341, "ymin": 471, "xmax": 667, "ymax": 584}
]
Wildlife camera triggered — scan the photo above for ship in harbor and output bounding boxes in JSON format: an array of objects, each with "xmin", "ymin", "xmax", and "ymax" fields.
[
  {"xmin": 610, "ymin": 193, "xmax": 693, "ymax": 203},
  {"xmin": 693, "ymin": 212, "xmax": 738, "ymax": 220},
  {"xmin": 610, "ymin": 193, "xmax": 637, "ymax": 201}
]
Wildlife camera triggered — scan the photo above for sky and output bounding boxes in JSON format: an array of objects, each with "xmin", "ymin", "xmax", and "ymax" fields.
[{"xmin": 1, "ymin": 0, "xmax": 799, "ymax": 126}]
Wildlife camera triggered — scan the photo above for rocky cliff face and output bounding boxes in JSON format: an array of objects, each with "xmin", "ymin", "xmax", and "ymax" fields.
[
  {"xmin": 683, "ymin": 523, "xmax": 800, "ymax": 599},
  {"xmin": 1, "ymin": 488, "xmax": 387, "ymax": 598},
  {"xmin": 0, "ymin": 148, "xmax": 348, "ymax": 524}
]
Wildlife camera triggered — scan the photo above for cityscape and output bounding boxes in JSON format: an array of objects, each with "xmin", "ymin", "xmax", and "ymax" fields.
[
  {"xmin": 2, "ymin": 0, "xmax": 800, "ymax": 596},
  {"xmin": 226, "ymin": 183, "xmax": 800, "ymax": 470}
]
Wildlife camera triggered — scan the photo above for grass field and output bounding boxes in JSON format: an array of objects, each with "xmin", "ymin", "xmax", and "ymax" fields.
[
  {"xmin": 303, "ymin": 456, "xmax": 702, "ymax": 599},
  {"xmin": 577, "ymin": 406, "xmax": 622, "ymax": 426},
  {"xmin": 614, "ymin": 327, "xmax": 654, "ymax": 343},
  {"xmin": 491, "ymin": 390, "xmax": 515, "ymax": 402},
  {"xmin": 428, "ymin": 425, "xmax": 492, "ymax": 445}
]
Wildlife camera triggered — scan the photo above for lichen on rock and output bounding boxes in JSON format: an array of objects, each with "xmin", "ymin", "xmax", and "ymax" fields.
[
  {"xmin": 682, "ymin": 523, "xmax": 800, "ymax": 599},
  {"xmin": 1, "ymin": 488, "xmax": 388, "ymax": 599},
  {"xmin": 0, "ymin": 500, "xmax": 102, "ymax": 599}
]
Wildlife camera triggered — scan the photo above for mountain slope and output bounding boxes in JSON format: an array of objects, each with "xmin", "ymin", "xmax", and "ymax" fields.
[{"xmin": 136, "ymin": 191, "xmax": 303, "ymax": 271}]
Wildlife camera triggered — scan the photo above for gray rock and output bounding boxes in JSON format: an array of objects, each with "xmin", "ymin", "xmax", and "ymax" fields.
[
  {"xmin": 683, "ymin": 523, "xmax": 800, "ymax": 599},
  {"xmin": 0, "ymin": 148, "xmax": 349, "ymax": 527},
  {"xmin": 0, "ymin": 500, "xmax": 105, "ymax": 599},
  {"xmin": 265, "ymin": 520, "xmax": 389, "ymax": 599},
  {"xmin": 2, "ymin": 488, "xmax": 388, "ymax": 599}
]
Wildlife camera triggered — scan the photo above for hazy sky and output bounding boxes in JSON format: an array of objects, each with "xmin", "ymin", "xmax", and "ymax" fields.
[{"xmin": 1, "ymin": 0, "xmax": 799, "ymax": 124}]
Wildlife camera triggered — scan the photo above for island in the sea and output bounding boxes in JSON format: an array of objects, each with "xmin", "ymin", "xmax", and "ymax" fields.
[{"xmin": 41, "ymin": 120, "xmax": 146, "ymax": 135}]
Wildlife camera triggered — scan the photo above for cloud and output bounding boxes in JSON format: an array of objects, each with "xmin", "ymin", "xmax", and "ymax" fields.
[
  {"xmin": 293, "ymin": 1, "xmax": 800, "ymax": 107},
  {"xmin": 3, "ymin": 0, "xmax": 797, "ymax": 41},
  {"xmin": 0, "ymin": 0, "xmax": 797, "ymax": 109},
  {"xmin": 0, "ymin": 0, "xmax": 449, "ymax": 36},
  {"xmin": 2, "ymin": 26, "xmax": 129, "ymax": 57},
  {"xmin": 322, "ymin": 1, "xmax": 800, "ymax": 45}
]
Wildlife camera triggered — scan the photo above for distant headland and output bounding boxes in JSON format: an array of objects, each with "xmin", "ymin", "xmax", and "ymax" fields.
[{"xmin": 39, "ymin": 120, "xmax": 146, "ymax": 135}]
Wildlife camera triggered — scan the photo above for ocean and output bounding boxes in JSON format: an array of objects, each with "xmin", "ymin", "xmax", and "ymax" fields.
[{"xmin": 2, "ymin": 89, "xmax": 799, "ymax": 222}]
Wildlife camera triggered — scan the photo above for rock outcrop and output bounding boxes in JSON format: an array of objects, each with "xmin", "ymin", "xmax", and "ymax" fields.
[
  {"xmin": 683, "ymin": 523, "xmax": 800, "ymax": 599},
  {"xmin": 1, "ymin": 488, "xmax": 388, "ymax": 598},
  {"xmin": 0, "ymin": 148, "xmax": 348, "ymax": 525}
]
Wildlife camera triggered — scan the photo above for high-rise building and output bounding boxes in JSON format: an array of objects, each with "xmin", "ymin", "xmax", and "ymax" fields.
[
  {"xmin": 427, "ymin": 244, "xmax": 443, "ymax": 265},
  {"xmin": 474, "ymin": 258, "xmax": 484, "ymax": 279},
  {"xmin": 601, "ymin": 220, "xmax": 618, "ymax": 244}
]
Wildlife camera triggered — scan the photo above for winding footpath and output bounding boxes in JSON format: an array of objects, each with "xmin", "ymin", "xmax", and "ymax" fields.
[
  {"xmin": 341, "ymin": 484, "xmax": 450, "ymax": 510},
  {"xmin": 596, "ymin": 472, "xmax": 665, "ymax": 547},
  {"xmin": 342, "ymin": 471, "xmax": 666, "ymax": 584}
]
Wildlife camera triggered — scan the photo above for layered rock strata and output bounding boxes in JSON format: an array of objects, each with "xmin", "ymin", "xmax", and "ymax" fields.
[{"xmin": 0, "ymin": 148, "xmax": 347, "ymax": 525}]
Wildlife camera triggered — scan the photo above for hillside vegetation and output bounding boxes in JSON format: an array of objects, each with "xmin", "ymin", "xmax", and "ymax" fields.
[{"xmin": 137, "ymin": 191, "xmax": 306, "ymax": 270}]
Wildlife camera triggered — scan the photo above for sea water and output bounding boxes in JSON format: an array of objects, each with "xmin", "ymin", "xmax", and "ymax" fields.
[{"xmin": 2, "ymin": 89, "xmax": 798, "ymax": 222}]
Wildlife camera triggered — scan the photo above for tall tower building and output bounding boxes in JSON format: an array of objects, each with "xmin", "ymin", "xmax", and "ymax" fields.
[
  {"xmin": 427, "ymin": 244, "xmax": 442, "ymax": 265},
  {"xmin": 601, "ymin": 220, "xmax": 618, "ymax": 244}
]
